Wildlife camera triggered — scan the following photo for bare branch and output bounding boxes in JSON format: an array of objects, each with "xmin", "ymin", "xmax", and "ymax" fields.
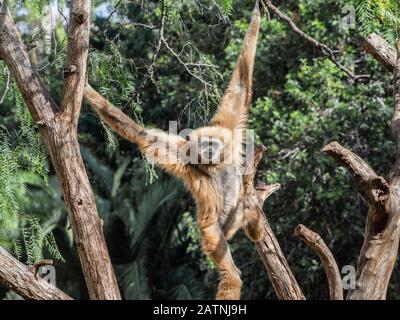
[
  {"xmin": 126, "ymin": 0, "xmax": 166, "ymax": 106},
  {"xmin": 322, "ymin": 142, "xmax": 379, "ymax": 189},
  {"xmin": 295, "ymin": 224, "xmax": 343, "ymax": 300},
  {"xmin": 239, "ymin": 142, "xmax": 304, "ymax": 300},
  {"xmin": 389, "ymin": 40, "xmax": 400, "ymax": 185},
  {"xmin": 392, "ymin": 40, "xmax": 400, "ymax": 151},
  {"xmin": 256, "ymin": 182, "xmax": 281, "ymax": 204},
  {"xmin": 261, "ymin": 0, "xmax": 370, "ymax": 83},
  {"xmin": 0, "ymin": 247, "xmax": 71, "ymax": 300},
  {"xmin": 60, "ymin": 0, "xmax": 91, "ymax": 125},
  {"xmin": 255, "ymin": 219, "xmax": 305, "ymax": 300},
  {"xmin": 364, "ymin": 33, "xmax": 396, "ymax": 73},
  {"xmin": 243, "ymin": 144, "xmax": 267, "ymax": 186}
]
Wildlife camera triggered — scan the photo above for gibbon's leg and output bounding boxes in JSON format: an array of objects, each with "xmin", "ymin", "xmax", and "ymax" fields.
[
  {"xmin": 199, "ymin": 221, "xmax": 242, "ymax": 300},
  {"xmin": 222, "ymin": 204, "xmax": 244, "ymax": 241},
  {"xmin": 210, "ymin": 1, "xmax": 260, "ymax": 131},
  {"xmin": 242, "ymin": 206, "xmax": 264, "ymax": 242},
  {"xmin": 84, "ymin": 85, "xmax": 189, "ymax": 178},
  {"xmin": 222, "ymin": 199, "xmax": 264, "ymax": 242}
]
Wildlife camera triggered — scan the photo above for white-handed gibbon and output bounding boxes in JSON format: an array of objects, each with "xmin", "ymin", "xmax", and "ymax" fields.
[{"xmin": 84, "ymin": 1, "xmax": 261, "ymax": 300}]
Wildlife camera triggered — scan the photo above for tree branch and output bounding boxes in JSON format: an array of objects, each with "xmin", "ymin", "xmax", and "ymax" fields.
[
  {"xmin": 0, "ymin": 1, "xmax": 121, "ymax": 300},
  {"xmin": 388, "ymin": 40, "xmax": 400, "ymax": 186},
  {"xmin": 243, "ymin": 144, "xmax": 267, "ymax": 186},
  {"xmin": 323, "ymin": 142, "xmax": 377, "ymax": 188},
  {"xmin": 241, "ymin": 144, "xmax": 305, "ymax": 300},
  {"xmin": 255, "ymin": 182, "xmax": 281, "ymax": 204},
  {"xmin": 364, "ymin": 33, "xmax": 396, "ymax": 73},
  {"xmin": 60, "ymin": 0, "xmax": 91, "ymax": 125},
  {"xmin": 323, "ymin": 141, "xmax": 390, "ymax": 205},
  {"xmin": 295, "ymin": 224, "xmax": 343, "ymax": 300},
  {"xmin": 261, "ymin": 0, "xmax": 370, "ymax": 83},
  {"xmin": 0, "ymin": 247, "xmax": 72, "ymax": 300}
]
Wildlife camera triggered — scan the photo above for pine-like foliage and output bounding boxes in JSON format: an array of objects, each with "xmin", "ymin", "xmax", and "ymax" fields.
[
  {"xmin": 353, "ymin": 0, "xmax": 399, "ymax": 43},
  {"xmin": 0, "ymin": 69, "xmax": 63, "ymax": 263}
]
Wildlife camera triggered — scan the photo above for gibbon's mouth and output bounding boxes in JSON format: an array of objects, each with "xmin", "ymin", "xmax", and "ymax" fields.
[{"xmin": 200, "ymin": 149, "xmax": 222, "ymax": 164}]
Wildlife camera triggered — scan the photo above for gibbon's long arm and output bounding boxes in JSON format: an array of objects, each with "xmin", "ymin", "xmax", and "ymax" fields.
[
  {"xmin": 210, "ymin": 1, "xmax": 260, "ymax": 131},
  {"xmin": 84, "ymin": 85, "xmax": 189, "ymax": 177}
]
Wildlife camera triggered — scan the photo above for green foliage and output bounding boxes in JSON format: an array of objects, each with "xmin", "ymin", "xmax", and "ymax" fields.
[
  {"xmin": 217, "ymin": 0, "xmax": 234, "ymax": 14},
  {"xmin": 0, "ymin": 62, "xmax": 63, "ymax": 264},
  {"xmin": 353, "ymin": 0, "xmax": 399, "ymax": 43},
  {"xmin": 180, "ymin": 212, "xmax": 215, "ymax": 271},
  {"xmin": 1, "ymin": 0, "xmax": 400, "ymax": 300}
]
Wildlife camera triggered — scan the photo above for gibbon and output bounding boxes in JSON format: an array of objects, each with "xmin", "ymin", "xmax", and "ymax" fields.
[{"xmin": 84, "ymin": 1, "xmax": 261, "ymax": 300}]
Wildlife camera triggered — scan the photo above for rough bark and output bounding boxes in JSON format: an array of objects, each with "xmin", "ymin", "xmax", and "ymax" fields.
[
  {"xmin": 60, "ymin": 0, "xmax": 91, "ymax": 126},
  {"xmin": 328, "ymin": 38, "xmax": 400, "ymax": 300},
  {"xmin": 242, "ymin": 146, "xmax": 305, "ymax": 300},
  {"xmin": 323, "ymin": 141, "xmax": 400, "ymax": 300},
  {"xmin": 0, "ymin": 1, "xmax": 121, "ymax": 299},
  {"xmin": 0, "ymin": 247, "xmax": 72, "ymax": 300},
  {"xmin": 295, "ymin": 224, "xmax": 343, "ymax": 300},
  {"xmin": 364, "ymin": 33, "xmax": 396, "ymax": 73}
]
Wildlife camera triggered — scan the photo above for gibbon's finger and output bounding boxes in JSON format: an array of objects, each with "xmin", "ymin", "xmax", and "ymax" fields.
[{"xmin": 210, "ymin": 1, "xmax": 260, "ymax": 131}]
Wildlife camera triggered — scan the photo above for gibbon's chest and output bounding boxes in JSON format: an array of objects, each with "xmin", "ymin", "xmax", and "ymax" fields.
[{"xmin": 211, "ymin": 165, "xmax": 243, "ymax": 222}]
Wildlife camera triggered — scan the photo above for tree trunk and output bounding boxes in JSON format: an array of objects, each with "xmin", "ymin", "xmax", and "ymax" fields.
[{"xmin": 0, "ymin": 0, "xmax": 121, "ymax": 299}]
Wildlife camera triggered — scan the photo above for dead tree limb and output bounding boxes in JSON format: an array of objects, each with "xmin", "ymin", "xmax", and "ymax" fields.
[
  {"xmin": 261, "ymin": 0, "xmax": 370, "ymax": 83},
  {"xmin": 323, "ymin": 139, "xmax": 400, "ymax": 299},
  {"xmin": 364, "ymin": 33, "xmax": 396, "ymax": 73},
  {"xmin": 242, "ymin": 145, "xmax": 305, "ymax": 300},
  {"xmin": 0, "ymin": 1, "xmax": 121, "ymax": 299},
  {"xmin": 0, "ymin": 247, "xmax": 72, "ymax": 300},
  {"xmin": 315, "ymin": 34, "xmax": 400, "ymax": 300},
  {"xmin": 295, "ymin": 224, "xmax": 343, "ymax": 300}
]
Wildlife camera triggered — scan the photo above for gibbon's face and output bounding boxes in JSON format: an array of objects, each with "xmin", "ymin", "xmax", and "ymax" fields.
[{"xmin": 188, "ymin": 126, "xmax": 235, "ymax": 166}]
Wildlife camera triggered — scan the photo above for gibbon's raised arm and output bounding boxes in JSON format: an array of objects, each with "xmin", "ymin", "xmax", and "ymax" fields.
[
  {"xmin": 84, "ymin": 85, "xmax": 189, "ymax": 177},
  {"xmin": 210, "ymin": 1, "xmax": 260, "ymax": 131}
]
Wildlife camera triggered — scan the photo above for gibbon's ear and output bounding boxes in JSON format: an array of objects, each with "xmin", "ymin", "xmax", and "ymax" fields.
[
  {"xmin": 84, "ymin": 85, "xmax": 190, "ymax": 178},
  {"xmin": 210, "ymin": 1, "xmax": 260, "ymax": 131}
]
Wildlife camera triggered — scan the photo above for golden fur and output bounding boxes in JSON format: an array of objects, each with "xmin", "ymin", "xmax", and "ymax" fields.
[{"xmin": 84, "ymin": 1, "xmax": 261, "ymax": 300}]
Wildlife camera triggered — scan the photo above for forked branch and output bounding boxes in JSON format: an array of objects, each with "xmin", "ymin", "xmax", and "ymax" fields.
[{"xmin": 241, "ymin": 144, "xmax": 305, "ymax": 300}]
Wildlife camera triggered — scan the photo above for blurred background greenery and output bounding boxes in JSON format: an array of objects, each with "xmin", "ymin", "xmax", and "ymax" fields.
[{"xmin": 0, "ymin": 0, "xmax": 399, "ymax": 299}]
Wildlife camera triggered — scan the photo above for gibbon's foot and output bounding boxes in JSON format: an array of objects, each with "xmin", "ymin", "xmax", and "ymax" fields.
[
  {"xmin": 243, "ymin": 210, "xmax": 265, "ymax": 242},
  {"xmin": 216, "ymin": 273, "xmax": 243, "ymax": 300}
]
